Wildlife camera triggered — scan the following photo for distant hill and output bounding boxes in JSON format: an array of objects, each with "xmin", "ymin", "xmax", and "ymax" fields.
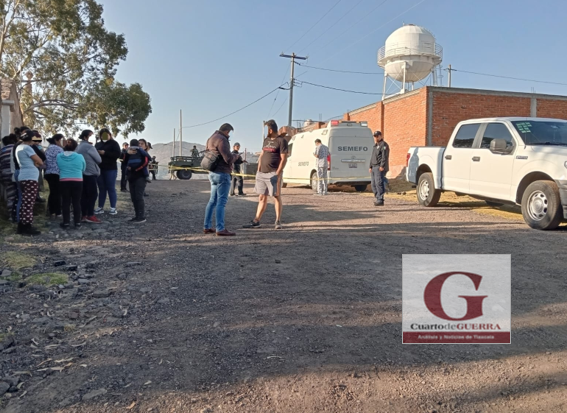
[{"xmin": 150, "ymin": 141, "xmax": 258, "ymax": 179}]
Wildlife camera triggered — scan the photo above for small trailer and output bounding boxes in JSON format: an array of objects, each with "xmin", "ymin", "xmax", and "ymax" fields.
[{"xmin": 167, "ymin": 156, "xmax": 205, "ymax": 180}]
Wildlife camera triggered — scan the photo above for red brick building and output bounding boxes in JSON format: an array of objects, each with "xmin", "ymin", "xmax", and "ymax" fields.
[{"xmin": 341, "ymin": 86, "xmax": 567, "ymax": 177}]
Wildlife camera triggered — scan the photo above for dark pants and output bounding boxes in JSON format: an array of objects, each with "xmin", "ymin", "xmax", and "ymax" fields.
[
  {"xmin": 120, "ymin": 166, "xmax": 128, "ymax": 191},
  {"xmin": 230, "ymin": 175, "xmax": 244, "ymax": 195},
  {"xmin": 44, "ymin": 173, "xmax": 61, "ymax": 215},
  {"xmin": 129, "ymin": 177, "xmax": 147, "ymax": 219},
  {"xmin": 97, "ymin": 169, "xmax": 118, "ymax": 209},
  {"xmin": 81, "ymin": 175, "xmax": 98, "ymax": 217},
  {"xmin": 61, "ymin": 181, "xmax": 83, "ymax": 225},
  {"xmin": 371, "ymin": 166, "xmax": 385, "ymax": 203}
]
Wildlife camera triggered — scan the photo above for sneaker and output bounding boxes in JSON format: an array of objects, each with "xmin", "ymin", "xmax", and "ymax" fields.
[
  {"xmin": 81, "ymin": 216, "xmax": 87, "ymax": 223},
  {"xmin": 85, "ymin": 215, "xmax": 102, "ymax": 224},
  {"xmin": 374, "ymin": 201, "xmax": 384, "ymax": 207},
  {"xmin": 60, "ymin": 223, "xmax": 70, "ymax": 229},
  {"xmin": 132, "ymin": 217, "xmax": 146, "ymax": 223},
  {"xmin": 120, "ymin": 189, "xmax": 129, "ymax": 193},
  {"xmin": 74, "ymin": 223, "xmax": 82, "ymax": 229},
  {"xmin": 238, "ymin": 193, "xmax": 246, "ymax": 196},
  {"xmin": 109, "ymin": 208, "xmax": 118, "ymax": 215},
  {"xmin": 203, "ymin": 229, "xmax": 216, "ymax": 234},
  {"xmin": 242, "ymin": 220, "xmax": 260, "ymax": 228},
  {"xmin": 275, "ymin": 221, "xmax": 283, "ymax": 230},
  {"xmin": 94, "ymin": 207, "xmax": 104, "ymax": 215}
]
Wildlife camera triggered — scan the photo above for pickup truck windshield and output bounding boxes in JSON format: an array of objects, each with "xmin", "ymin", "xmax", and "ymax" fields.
[{"xmin": 512, "ymin": 121, "xmax": 567, "ymax": 146}]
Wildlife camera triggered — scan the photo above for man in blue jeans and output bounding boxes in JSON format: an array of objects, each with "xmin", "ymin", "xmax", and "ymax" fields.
[
  {"xmin": 203, "ymin": 123, "xmax": 240, "ymax": 236},
  {"xmin": 369, "ymin": 130, "xmax": 390, "ymax": 207}
]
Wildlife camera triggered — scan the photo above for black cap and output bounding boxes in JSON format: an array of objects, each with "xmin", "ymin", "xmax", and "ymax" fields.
[
  {"xmin": 265, "ymin": 119, "xmax": 278, "ymax": 133},
  {"xmin": 373, "ymin": 130, "xmax": 382, "ymax": 137}
]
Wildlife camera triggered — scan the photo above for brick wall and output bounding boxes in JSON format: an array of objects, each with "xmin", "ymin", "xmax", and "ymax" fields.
[
  {"xmin": 340, "ymin": 86, "xmax": 567, "ymax": 178},
  {"xmin": 430, "ymin": 90, "xmax": 532, "ymax": 146},
  {"xmin": 345, "ymin": 89, "xmax": 428, "ymax": 177}
]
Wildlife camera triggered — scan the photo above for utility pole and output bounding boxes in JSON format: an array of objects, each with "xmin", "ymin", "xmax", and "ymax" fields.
[
  {"xmin": 179, "ymin": 110, "xmax": 183, "ymax": 156},
  {"xmin": 280, "ymin": 53, "xmax": 307, "ymax": 130},
  {"xmin": 172, "ymin": 128, "xmax": 176, "ymax": 158},
  {"xmin": 447, "ymin": 64, "xmax": 453, "ymax": 88}
]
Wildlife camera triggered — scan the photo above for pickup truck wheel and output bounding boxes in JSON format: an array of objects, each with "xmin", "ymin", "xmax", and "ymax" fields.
[
  {"xmin": 417, "ymin": 172, "xmax": 441, "ymax": 207},
  {"xmin": 485, "ymin": 200, "xmax": 503, "ymax": 207},
  {"xmin": 282, "ymin": 182, "xmax": 288, "ymax": 188},
  {"xmin": 176, "ymin": 170, "xmax": 193, "ymax": 180},
  {"xmin": 521, "ymin": 180, "xmax": 562, "ymax": 230},
  {"xmin": 353, "ymin": 184, "xmax": 368, "ymax": 192}
]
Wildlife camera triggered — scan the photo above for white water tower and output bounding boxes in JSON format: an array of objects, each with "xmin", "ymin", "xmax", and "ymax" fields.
[{"xmin": 378, "ymin": 24, "xmax": 442, "ymax": 99}]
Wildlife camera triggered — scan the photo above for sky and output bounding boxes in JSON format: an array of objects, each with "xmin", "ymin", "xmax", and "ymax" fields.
[{"xmin": 98, "ymin": 0, "xmax": 567, "ymax": 151}]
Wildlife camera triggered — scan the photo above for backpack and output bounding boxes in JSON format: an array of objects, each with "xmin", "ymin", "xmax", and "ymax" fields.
[{"xmin": 200, "ymin": 150, "xmax": 220, "ymax": 172}]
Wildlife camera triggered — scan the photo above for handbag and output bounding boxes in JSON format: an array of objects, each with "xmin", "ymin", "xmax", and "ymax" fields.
[{"xmin": 200, "ymin": 150, "xmax": 220, "ymax": 171}]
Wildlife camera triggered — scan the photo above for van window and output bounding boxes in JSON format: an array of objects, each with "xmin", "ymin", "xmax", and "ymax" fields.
[
  {"xmin": 481, "ymin": 123, "xmax": 514, "ymax": 149},
  {"xmin": 288, "ymin": 143, "xmax": 293, "ymax": 157},
  {"xmin": 453, "ymin": 124, "xmax": 480, "ymax": 148}
]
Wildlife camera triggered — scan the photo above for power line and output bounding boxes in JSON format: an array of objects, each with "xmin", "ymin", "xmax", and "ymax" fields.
[
  {"xmin": 297, "ymin": 63, "xmax": 382, "ymax": 75},
  {"xmin": 317, "ymin": 0, "xmax": 390, "ymax": 53},
  {"xmin": 298, "ymin": 0, "xmax": 366, "ymax": 54},
  {"xmin": 301, "ymin": 80, "xmax": 383, "ymax": 95},
  {"xmin": 296, "ymin": 0, "xmax": 428, "ymax": 79},
  {"xmin": 452, "ymin": 69, "xmax": 567, "ymax": 87},
  {"xmin": 285, "ymin": 0, "xmax": 343, "ymax": 52},
  {"xmin": 182, "ymin": 86, "xmax": 284, "ymax": 129},
  {"xmin": 272, "ymin": 96, "xmax": 289, "ymax": 117}
]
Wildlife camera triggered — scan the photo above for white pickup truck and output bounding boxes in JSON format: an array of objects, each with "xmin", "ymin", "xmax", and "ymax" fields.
[{"xmin": 406, "ymin": 117, "xmax": 567, "ymax": 230}]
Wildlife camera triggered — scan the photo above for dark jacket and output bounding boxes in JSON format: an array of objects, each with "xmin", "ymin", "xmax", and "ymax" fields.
[
  {"xmin": 232, "ymin": 149, "xmax": 244, "ymax": 173},
  {"xmin": 205, "ymin": 131, "xmax": 239, "ymax": 174},
  {"xmin": 124, "ymin": 147, "xmax": 150, "ymax": 180},
  {"xmin": 120, "ymin": 148, "xmax": 129, "ymax": 170},
  {"xmin": 32, "ymin": 144, "xmax": 46, "ymax": 162},
  {"xmin": 369, "ymin": 140, "xmax": 389, "ymax": 173},
  {"xmin": 95, "ymin": 140, "xmax": 121, "ymax": 171}
]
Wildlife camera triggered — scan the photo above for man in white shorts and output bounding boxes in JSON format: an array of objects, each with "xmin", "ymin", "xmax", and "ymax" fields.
[{"xmin": 243, "ymin": 119, "xmax": 288, "ymax": 230}]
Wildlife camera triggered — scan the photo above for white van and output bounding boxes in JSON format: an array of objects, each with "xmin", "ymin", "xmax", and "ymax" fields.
[{"xmin": 283, "ymin": 120, "xmax": 374, "ymax": 192}]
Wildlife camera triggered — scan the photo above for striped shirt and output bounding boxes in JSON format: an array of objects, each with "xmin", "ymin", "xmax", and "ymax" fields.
[{"xmin": 314, "ymin": 144, "xmax": 329, "ymax": 167}]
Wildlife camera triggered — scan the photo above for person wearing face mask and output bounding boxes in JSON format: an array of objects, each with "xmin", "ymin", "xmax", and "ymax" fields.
[
  {"xmin": 369, "ymin": 130, "xmax": 389, "ymax": 207},
  {"xmin": 14, "ymin": 130, "xmax": 44, "ymax": 235},
  {"xmin": 94, "ymin": 128, "xmax": 121, "ymax": 215}
]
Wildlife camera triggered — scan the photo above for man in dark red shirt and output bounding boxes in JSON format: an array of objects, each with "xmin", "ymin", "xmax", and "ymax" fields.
[{"xmin": 243, "ymin": 119, "xmax": 288, "ymax": 230}]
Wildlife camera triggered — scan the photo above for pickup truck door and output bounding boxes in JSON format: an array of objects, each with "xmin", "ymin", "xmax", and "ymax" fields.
[
  {"xmin": 469, "ymin": 122, "xmax": 516, "ymax": 200},
  {"xmin": 442, "ymin": 123, "xmax": 482, "ymax": 193}
]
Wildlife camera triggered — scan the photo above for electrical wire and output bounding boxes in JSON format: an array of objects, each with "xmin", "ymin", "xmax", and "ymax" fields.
[
  {"xmin": 452, "ymin": 69, "xmax": 567, "ymax": 87},
  {"xmin": 272, "ymin": 96, "xmax": 289, "ymax": 117},
  {"xmin": 301, "ymin": 80, "xmax": 382, "ymax": 95},
  {"xmin": 297, "ymin": 63, "xmax": 382, "ymax": 75},
  {"xmin": 317, "ymin": 0, "xmax": 390, "ymax": 54},
  {"xmin": 182, "ymin": 86, "xmax": 284, "ymax": 129},
  {"xmin": 284, "ymin": 0, "xmax": 343, "ymax": 52},
  {"xmin": 267, "ymin": 67, "xmax": 291, "ymax": 118},
  {"xmin": 298, "ymin": 0, "xmax": 366, "ymax": 54},
  {"xmin": 295, "ymin": 0, "xmax": 428, "ymax": 79}
]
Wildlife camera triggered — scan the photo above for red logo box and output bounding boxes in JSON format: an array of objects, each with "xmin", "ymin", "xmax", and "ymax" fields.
[{"xmin": 402, "ymin": 255, "xmax": 511, "ymax": 344}]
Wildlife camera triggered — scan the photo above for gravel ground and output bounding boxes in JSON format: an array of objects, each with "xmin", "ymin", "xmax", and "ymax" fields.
[{"xmin": 0, "ymin": 180, "xmax": 566, "ymax": 413}]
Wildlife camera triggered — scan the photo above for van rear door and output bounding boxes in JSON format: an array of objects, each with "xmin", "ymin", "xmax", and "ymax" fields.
[{"xmin": 328, "ymin": 125, "xmax": 373, "ymax": 181}]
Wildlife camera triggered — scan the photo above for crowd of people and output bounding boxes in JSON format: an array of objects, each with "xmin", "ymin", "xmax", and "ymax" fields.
[{"xmin": 0, "ymin": 126, "xmax": 154, "ymax": 236}]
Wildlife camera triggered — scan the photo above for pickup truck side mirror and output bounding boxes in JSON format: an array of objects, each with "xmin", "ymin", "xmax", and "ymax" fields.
[{"xmin": 490, "ymin": 138, "xmax": 512, "ymax": 154}]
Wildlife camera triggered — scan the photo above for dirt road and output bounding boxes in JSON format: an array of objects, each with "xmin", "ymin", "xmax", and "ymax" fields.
[{"xmin": 1, "ymin": 180, "xmax": 566, "ymax": 413}]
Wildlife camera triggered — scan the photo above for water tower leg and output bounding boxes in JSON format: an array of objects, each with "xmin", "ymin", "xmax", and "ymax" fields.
[
  {"xmin": 382, "ymin": 71, "xmax": 387, "ymax": 101},
  {"xmin": 432, "ymin": 68, "xmax": 437, "ymax": 86},
  {"xmin": 402, "ymin": 62, "xmax": 407, "ymax": 94}
]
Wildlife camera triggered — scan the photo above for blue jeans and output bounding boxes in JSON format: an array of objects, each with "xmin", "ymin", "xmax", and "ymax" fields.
[
  {"xmin": 371, "ymin": 166, "xmax": 385, "ymax": 202},
  {"xmin": 204, "ymin": 172, "xmax": 231, "ymax": 232},
  {"xmin": 97, "ymin": 169, "xmax": 118, "ymax": 209}
]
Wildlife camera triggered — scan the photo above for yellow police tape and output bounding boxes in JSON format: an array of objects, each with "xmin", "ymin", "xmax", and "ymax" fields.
[{"xmin": 167, "ymin": 165, "xmax": 371, "ymax": 182}]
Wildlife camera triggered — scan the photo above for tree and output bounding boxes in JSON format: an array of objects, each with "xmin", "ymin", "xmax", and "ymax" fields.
[{"xmin": 0, "ymin": 0, "xmax": 152, "ymax": 137}]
